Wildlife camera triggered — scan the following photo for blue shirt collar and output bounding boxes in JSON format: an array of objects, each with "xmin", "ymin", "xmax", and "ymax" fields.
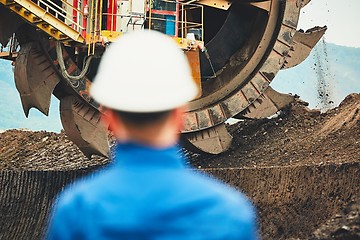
[{"xmin": 113, "ymin": 142, "xmax": 187, "ymax": 169}]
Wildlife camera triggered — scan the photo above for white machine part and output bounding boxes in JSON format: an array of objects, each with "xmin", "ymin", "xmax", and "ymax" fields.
[{"xmin": 116, "ymin": 0, "xmax": 146, "ymax": 33}]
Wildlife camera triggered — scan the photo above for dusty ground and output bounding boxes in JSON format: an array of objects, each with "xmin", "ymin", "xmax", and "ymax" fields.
[
  {"xmin": 0, "ymin": 94, "xmax": 359, "ymax": 239},
  {"xmin": 0, "ymin": 129, "xmax": 108, "ymax": 170},
  {"xmin": 189, "ymin": 93, "xmax": 360, "ymax": 169},
  {"xmin": 188, "ymin": 93, "xmax": 360, "ymax": 239},
  {"xmin": 311, "ymin": 196, "xmax": 360, "ymax": 240}
]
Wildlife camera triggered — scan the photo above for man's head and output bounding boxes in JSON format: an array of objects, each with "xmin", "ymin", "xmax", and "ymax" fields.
[{"xmin": 90, "ymin": 30, "xmax": 199, "ymax": 146}]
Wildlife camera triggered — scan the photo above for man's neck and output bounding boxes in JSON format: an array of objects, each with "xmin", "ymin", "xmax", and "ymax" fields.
[{"xmin": 123, "ymin": 126, "xmax": 178, "ymax": 149}]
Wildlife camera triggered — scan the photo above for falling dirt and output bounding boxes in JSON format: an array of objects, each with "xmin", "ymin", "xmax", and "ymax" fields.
[
  {"xmin": 0, "ymin": 94, "xmax": 359, "ymax": 239},
  {"xmin": 313, "ymin": 38, "xmax": 336, "ymax": 111}
]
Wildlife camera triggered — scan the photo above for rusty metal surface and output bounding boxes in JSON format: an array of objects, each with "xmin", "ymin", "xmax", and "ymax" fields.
[
  {"xmin": 185, "ymin": 50, "xmax": 202, "ymax": 98},
  {"xmin": 181, "ymin": 0, "xmax": 317, "ymax": 153},
  {"xmin": 283, "ymin": 26, "xmax": 327, "ymax": 69},
  {"xmin": 1, "ymin": 0, "xmax": 322, "ymax": 155},
  {"xmin": 46, "ymin": 40, "xmax": 99, "ymax": 107},
  {"xmin": 197, "ymin": 0, "xmax": 231, "ymax": 10},
  {"xmin": 60, "ymin": 95, "xmax": 109, "ymax": 158},
  {"xmin": 183, "ymin": 0, "xmax": 300, "ymax": 132},
  {"xmin": 238, "ymin": 87, "xmax": 295, "ymax": 119},
  {"xmin": 14, "ymin": 42, "xmax": 60, "ymax": 116},
  {"xmin": 182, "ymin": 123, "xmax": 232, "ymax": 154}
]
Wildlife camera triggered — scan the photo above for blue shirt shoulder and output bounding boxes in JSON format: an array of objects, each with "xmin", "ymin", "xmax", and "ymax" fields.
[{"xmin": 47, "ymin": 143, "xmax": 257, "ymax": 240}]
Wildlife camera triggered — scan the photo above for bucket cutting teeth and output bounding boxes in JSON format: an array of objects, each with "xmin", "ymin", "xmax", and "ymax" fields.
[
  {"xmin": 14, "ymin": 42, "xmax": 60, "ymax": 117},
  {"xmin": 2, "ymin": 0, "xmax": 325, "ymax": 156},
  {"xmin": 60, "ymin": 95, "xmax": 109, "ymax": 158},
  {"xmin": 181, "ymin": 0, "xmax": 305, "ymax": 153},
  {"xmin": 235, "ymin": 87, "xmax": 295, "ymax": 119},
  {"xmin": 182, "ymin": 123, "xmax": 232, "ymax": 154},
  {"xmin": 283, "ymin": 26, "xmax": 327, "ymax": 69}
]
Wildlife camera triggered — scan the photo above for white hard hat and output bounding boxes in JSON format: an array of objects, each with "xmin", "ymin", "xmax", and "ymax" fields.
[{"xmin": 90, "ymin": 30, "xmax": 199, "ymax": 112}]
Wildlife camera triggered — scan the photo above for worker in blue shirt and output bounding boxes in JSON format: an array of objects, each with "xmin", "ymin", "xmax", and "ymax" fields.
[{"xmin": 47, "ymin": 30, "xmax": 258, "ymax": 240}]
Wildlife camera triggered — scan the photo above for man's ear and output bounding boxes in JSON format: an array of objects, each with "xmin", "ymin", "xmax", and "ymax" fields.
[
  {"xmin": 172, "ymin": 106, "xmax": 186, "ymax": 133},
  {"xmin": 102, "ymin": 109, "xmax": 119, "ymax": 132}
]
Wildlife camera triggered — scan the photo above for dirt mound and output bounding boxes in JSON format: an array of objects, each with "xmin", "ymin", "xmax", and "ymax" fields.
[
  {"xmin": 0, "ymin": 130, "xmax": 108, "ymax": 170},
  {"xmin": 1, "ymin": 93, "xmax": 358, "ymax": 171},
  {"xmin": 311, "ymin": 195, "xmax": 360, "ymax": 240},
  {"xmin": 185, "ymin": 93, "xmax": 360, "ymax": 239},
  {"xmin": 319, "ymin": 93, "xmax": 360, "ymax": 136},
  {"xmin": 0, "ymin": 94, "xmax": 359, "ymax": 239},
  {"xmin": 189, "ymin": 93, "xmax": 360, "ymax": 169}
]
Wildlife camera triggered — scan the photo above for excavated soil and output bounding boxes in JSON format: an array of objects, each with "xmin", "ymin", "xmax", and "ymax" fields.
[
  {"xmin": 0, "ymin": 94, "xmax": 359, "ymax": 239},
  {"xmin": 189, "ymin": 94, "xmax": 360, "ymax": 169},
  {"xmin": 188, "ymin": 94, "xmax": 360, "ymax": 239}
]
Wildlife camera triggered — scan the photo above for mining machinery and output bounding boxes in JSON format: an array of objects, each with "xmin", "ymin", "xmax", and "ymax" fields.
[{"xmin": 0, "ymin": 0, "xmax": 326, "ymax": 157}]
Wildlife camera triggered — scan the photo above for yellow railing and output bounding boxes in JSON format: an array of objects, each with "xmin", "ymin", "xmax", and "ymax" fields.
[
  {"xmin": 3, "ymin": 0, "xmax": 203, "ymax": 51},
  {"xmin": 148, "ymin": 0, "xmax": 204, "ymax": 41},
  {"xmin": 34, "ymin": 0, "xmax": 85, "ymax": 33},
  {"xmin": 180, "ymin": 3, "xmax": 204, "ymax": 41},
  {"xmin": 0, "ymin": 33, "xmax": 19, "ymax": 60}
]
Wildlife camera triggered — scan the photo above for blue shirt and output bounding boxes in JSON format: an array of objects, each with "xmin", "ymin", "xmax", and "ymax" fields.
[{"xmin": 47, "ymin": 143, "xmax": 257, "ymax": 239}]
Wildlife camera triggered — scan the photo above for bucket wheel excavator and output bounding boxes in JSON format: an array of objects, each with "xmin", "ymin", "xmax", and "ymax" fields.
[{"xmin": 0, "ymin": 0, "xmax": 326, "ymax": 157}]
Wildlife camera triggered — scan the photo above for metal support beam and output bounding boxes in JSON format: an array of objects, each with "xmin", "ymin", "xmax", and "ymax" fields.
[{"xmin": 0, "ymin": 0, "xmax": 85, "ymax": 43}]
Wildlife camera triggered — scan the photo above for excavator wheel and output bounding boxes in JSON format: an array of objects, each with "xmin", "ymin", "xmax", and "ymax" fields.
[
  {"xmin": 181, "ymin": 0, "xmax": 326, "ymax": 154},
  {"xmin": 0, "ymin": 0, "xmax": 326, "ymax": 156}
]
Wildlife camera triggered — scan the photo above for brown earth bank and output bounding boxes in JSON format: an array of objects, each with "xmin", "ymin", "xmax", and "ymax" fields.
[
  {"xmin": 0, "ymin": 94, "xmax": 359, "ymax": 239},
  {"xmin": 189, "ymin": 93, "xmax": 360, "ymax": 169},
  {"xmin": 188, "ymin": 93, "xmax": 360, "ymax": 239}
]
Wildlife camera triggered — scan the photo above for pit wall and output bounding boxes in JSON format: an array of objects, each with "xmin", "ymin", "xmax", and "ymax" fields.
[
  {"xmin": 207, "ymin": 163, "xmax": 360, "ymax": 239},
  {"xmin": 0, "ymin": 163, "xmax": 359, "ymax": 239},
  {"xmin": 0, "ymin": 170, "xmax": 91, "ymax": 239}
]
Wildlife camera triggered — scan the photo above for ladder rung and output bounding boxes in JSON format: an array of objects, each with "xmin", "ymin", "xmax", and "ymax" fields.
[{"xmin": 3, "ymin": 0, "xmax": 85, "ymax": 44}]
